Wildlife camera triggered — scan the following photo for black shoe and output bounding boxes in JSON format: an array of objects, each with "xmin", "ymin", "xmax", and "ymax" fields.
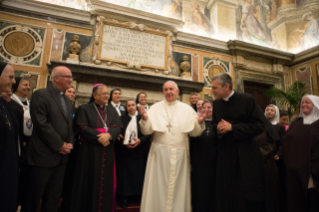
[{"xmin": 120, "ymin": 198, "xmax": 128, "ymax": 209}]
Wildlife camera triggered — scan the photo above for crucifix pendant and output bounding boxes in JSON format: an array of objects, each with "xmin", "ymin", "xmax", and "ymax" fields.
[
  {"xmin": 5, "ymin": 117, "xmax": 11, "ymax": 130},
  {"xmin": 166, "ymin": 122, "xmax": 173, "ymax": 132},
  {"xmin": 206, "ymin": 127, "xmax": 210, "ymax": 136}
]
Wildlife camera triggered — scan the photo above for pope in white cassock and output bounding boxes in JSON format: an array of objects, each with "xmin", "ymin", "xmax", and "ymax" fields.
[{"xmin": 138, "ymin": 81, "xmax": 207, "ymax": 212}]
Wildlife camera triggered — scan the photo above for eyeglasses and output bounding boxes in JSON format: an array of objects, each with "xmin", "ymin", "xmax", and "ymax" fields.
[{"xmin": 58, "ymin": 75, "xmax": 73, "ymax": 79}]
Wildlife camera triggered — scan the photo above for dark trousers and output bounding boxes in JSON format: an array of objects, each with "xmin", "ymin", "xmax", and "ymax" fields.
[{"xmin": 21, "ymin": 163, "xmax": 66, "ymax": 212}]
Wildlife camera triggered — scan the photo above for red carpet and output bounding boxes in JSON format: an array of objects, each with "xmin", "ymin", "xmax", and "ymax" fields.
[{"xmin": 116, "ymin": 202, "xmax": 140, "ymax": 212}]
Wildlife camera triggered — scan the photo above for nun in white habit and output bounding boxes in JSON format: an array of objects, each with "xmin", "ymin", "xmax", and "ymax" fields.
[{"xmin": 283, "ymin": 95, "xmax": 319, "ymax": 212}]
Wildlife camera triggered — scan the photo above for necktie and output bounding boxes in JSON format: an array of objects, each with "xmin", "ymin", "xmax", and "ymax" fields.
[{"xmin": 59, "ymin": 93, "xmax": 68, "ymax": 117}]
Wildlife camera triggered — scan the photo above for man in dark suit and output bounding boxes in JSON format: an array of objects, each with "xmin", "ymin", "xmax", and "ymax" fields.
[{"xmin": 21, "ymin": 66, "xmax": 74, "ymax": 212}]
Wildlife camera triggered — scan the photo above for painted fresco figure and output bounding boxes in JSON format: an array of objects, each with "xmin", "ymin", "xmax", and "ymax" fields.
[
  {"xmin": 240, "ymin": 0, "xmax": 267, "ymax": 46},
  {"xmin": 188, "ymin": 3, "xmax": 214, "ymax": 37},
  {"xmin": 295, "ymin": 12, "xmax": 319, "ymax": 51}
]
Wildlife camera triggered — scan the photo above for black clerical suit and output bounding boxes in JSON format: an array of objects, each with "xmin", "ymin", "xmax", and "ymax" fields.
[
  {"xmin": 0, "ymin": 99, "xmax": 19, "ymax": 212},
  {"xmin": 212, "ymin": 91, "xmax": 265, "ymax": 212},
  {"xmin": 21, "ymin": 85, "xmax": 73, "ymax": 212}
]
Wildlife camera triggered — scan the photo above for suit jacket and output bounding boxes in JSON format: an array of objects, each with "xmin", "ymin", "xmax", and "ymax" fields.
[{"xmin": 22, "ymin": 85, "xmax": 73, "ymax": 167}]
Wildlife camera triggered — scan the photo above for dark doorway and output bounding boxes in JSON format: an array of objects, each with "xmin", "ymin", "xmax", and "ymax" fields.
[{"xmin": 244, "ymin": 81, "xmax": 272, "ymax": 112}]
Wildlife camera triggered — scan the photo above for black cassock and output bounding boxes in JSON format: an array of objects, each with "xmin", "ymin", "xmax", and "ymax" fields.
[
  {"xmin": 212, "ymin": 92, "xmax": 265, "ymax": 212},
  {"xmin": 0, "ymin": 99, "xmax": 19, "ymax": 212},
  {"xmin": 71, "ymin": 103, "xmax": 122, "ymax": 212},
  {"xmin": 190, "ymin": 119, "xmax": 218, "ymax": 212},
  {"xmin": 115, "ymin": 113, "xmax": 151, "ymax": 197},
  {"xmin": 283, "ymin": 118, "xmax": 319, "ymax": 212}
]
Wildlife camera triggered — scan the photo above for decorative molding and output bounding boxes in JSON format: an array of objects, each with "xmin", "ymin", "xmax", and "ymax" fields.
[
  {"xmin": 176, "ymin": 32, "xmax": 229, "ymax": 54},
  {"xmin": 228, "ymin": 40, "xmax": 294, "ymax": 65},
  {"xmin": 1, "ymin": 0, "xmax": 91, "ymax": 24},
  {"xmin": 291, "ymin": 46, "xmax": 319, "ymax": 66},
  {"xmin": 48, "ymin": 61, "xmax": 205, "ymax": 94},
  {"xmin": 89, "ymin": 0, "xmax": 184, "ymax": 32}
]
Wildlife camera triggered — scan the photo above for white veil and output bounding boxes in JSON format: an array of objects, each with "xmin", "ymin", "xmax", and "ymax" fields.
[
  {"xmin": 299, "ymin": 95, "xmax": 319, "ymax": 125},
  {"xmin": 265, "ymin": 104, "xmax": 280, "ymax": 124}
]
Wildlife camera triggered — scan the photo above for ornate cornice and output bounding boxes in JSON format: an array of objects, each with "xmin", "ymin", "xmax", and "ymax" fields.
[
  {"xmin": 48, "ymin": 61, "xmax": 205, "ymax": 93},
  {"xmin": 176, "ymin": 32, "xmax": 230, "ymax": 54},
  {"xmin": 89, "ymin": 0, "xmax": 184, "ymax": 32},
  {"xmin": 291, "ymin": 46, "xmax": 319, "ymax": 66},
  {"xmin": 227, "ymin": 40, "xmax": 294, "ymax": 65},
  {"xmin": 1, "ymin": 0, "xmax": 91, "ymax": 24}
]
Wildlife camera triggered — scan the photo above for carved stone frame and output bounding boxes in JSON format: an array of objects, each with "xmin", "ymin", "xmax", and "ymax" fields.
[{"xmin": 234, "ymin": 68, "xmax": 284, "ymax": 93}]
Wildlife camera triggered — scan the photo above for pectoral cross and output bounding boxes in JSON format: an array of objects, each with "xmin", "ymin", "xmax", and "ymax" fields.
[
  {"xmin": 166, "ymin": 122, "xmax": 173, "ymax": 132},
  {"xmin": 5, "ymin": 115, "xmax": 11, "ymax": 130},
  {"xmin": 206, "ymin": 127, "xmax": 210, "ymax": 136}
]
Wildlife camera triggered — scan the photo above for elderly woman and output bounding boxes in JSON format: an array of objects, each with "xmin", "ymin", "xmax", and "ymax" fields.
[
  {"xmin": 283, "ymin": 95, "xmax": 319, "ymax": 212},
  {"xmin": 115, "ymin": 99, "xmax": 151, "ymax": 209}
]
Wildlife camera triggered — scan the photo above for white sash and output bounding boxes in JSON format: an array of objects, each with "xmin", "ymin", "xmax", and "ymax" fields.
[
  {"xmin": 123, "ymin": 115, "xmax": 138, "ymax": 145},
  {"xmin": 11, "ymin": 93, "xmax": 33, "ymax": 136}
]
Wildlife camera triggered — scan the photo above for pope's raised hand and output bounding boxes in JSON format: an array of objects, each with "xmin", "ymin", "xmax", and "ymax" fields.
[{"xmin": 138, "ymin": 105, "xmax": 148, "ymax": 120}]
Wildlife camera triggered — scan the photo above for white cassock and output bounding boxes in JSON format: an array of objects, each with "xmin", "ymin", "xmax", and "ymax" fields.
[{"xmin": 139, "ymin": 100, "xmax": 205, "ymax": 212}]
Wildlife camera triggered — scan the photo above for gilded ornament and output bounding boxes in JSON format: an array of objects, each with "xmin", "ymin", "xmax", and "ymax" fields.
[
  {"xmin": 180, "ymin": 55, "xmax": 191, "ymax": 77},
  {"xmin": 68, "ymin": 35, "xmax": 81, "ymax": 60}
]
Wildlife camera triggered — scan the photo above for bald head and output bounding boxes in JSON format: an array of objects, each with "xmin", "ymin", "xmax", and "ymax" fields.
[{"xmin": 51, "ymin": 66, "xmax": 73, "ymax": 92}]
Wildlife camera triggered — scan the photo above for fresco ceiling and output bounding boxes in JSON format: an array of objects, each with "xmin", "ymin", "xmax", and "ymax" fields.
[{"xmin": 35, "ymin": 0, "xmax": 319, "ymax": 53}]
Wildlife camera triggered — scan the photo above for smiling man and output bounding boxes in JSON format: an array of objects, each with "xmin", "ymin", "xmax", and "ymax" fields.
[
  {"xmin": 70, "ymin": 83, "xmax": 122, "ymax": 212},
  {"xmin": 138, "ymin": 80, "xmax": 207, "ymax": 212},
  {"xmin": 211, "ymin": 73, "xmax": 266, "ymax": 212}
]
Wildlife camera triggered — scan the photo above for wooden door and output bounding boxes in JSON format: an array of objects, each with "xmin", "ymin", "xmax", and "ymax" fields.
[{"xmin": 244, "ymin": 81, "xmax": 271, "ymax": 112}]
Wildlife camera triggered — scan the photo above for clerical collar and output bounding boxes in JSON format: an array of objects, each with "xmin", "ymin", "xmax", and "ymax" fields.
[
  {"xmin": 111, "ymin": 101, "xmax": 120, "ymax": 108},
  {"xmin": 205, "ymin": 118, "xmax": 212, "ymax": 121},
  {"xmin": 223, "ymin": 90, "xmax": 234, "ymax": 102},
  {"xmin": 165, "ymin": 100, "xmax": 178, "ymax": 106},
  {"xmin": 271, "ymin": 120, "xmax": 277, "ymax": 125},
  {"xmin": 52, "ymin": 84, "xmax": 64, "ymax": 95}
]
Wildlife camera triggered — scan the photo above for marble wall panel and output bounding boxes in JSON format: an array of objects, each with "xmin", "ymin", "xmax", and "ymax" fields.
[
  {"xmin": 0, "ymin": 21, "xmax": 46, "ymax": 67},
  {"xmin": 50, "ymin": 29, "xmax": 65, "ymax": 62},
  {"xmin": 295, "ymin": 66, "xmax": 313, "ymax": 94}
]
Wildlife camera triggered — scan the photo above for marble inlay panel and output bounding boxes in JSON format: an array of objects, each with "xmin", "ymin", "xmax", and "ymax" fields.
[{"xmin": 50, "ymin": 29, "xmax": 65, "ymax": 62}]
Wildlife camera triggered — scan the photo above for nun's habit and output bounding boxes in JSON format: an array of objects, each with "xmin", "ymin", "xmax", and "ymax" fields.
[
  {"xmin": 115, "ymin": 100, "xmax": 151, "ymax": 202},
  {"xmin": 254, "ymin": 109, "xmax": 282, "ymax": 212},
  {"xmin": 283, "ymin": 95, "xmax": 319, "ymax": 212},
  {"xmin": 0, "ymin": 61, "xmax": 19, "ymax": 212}
]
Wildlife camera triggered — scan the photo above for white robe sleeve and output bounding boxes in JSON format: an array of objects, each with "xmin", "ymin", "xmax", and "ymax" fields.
[
  {"xmin": 139, "ymin": 118, "xmax": 154, "ymax": 135},
  {"xmin": 188, "ymin": 120, "xmax": 205, "ymax": 137}
]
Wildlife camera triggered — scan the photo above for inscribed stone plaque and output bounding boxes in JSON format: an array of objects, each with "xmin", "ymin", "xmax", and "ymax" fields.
[{"xmin": 98, "ymin": 21, "xmax": 168, "ymax": 70}]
